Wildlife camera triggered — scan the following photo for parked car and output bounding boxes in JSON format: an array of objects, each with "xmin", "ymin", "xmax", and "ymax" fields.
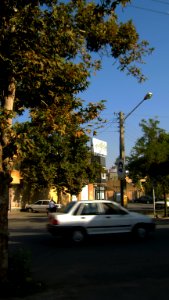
[
  {"xmin": 26, "ymin": 200, "xmax": 61, "ymax": 213},
  {"xmin": 133, "ymin": 195, "xmax": 153, "ymax": 204},
  {"xmin": 47, "ymin": 200, "xmax": 155, "ymax": 243},
  {"xmin": 155, "ymin": 199, "xmax": 169, "ymax": 210},
  {"xmin": 26, "ymin": 200, "xmax": 51, "ymax": 212}
]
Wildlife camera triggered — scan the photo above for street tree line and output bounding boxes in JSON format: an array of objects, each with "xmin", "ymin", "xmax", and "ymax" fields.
[
  {"xmin": 126, "ymin": 118, "xmax": 169, "ymax": 214},
  {"xmin": 0, "ymin": 0, "xmax": 153, "ymax": 284}
]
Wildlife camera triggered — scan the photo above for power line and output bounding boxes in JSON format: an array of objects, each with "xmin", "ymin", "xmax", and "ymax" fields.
[
  {"xmin": 151, "ymin": 0, "xmax": 169, "ymax": 5},
  {"xmin": 130, "ymin": 5, "xmax": 169, "ymax": 16}
]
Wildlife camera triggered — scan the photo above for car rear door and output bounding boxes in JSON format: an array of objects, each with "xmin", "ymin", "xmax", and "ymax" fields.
[
  {"xmin": 41, "ymin": 200, "xmax": 49, "ymax": 212},
  {"xmin": 71, "ymin": 202, "xmax": 105, "ymax": 235}
]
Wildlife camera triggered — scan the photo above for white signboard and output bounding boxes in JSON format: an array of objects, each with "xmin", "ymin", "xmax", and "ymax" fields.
[
  {"xmin": 80, "ymin": 185, "xmax": 89, "ymax": 200},
  {"xmin": 92, "ymin": 138, "xmax": 107, "ymax": 156}
]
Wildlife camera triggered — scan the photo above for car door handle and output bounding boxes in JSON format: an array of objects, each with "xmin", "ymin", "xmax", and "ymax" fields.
[
  {"xmin": 81, "ymin": 217, "xmax": 86, "ymax": 219},
  {"xmin": 105, "ymin": 216, "xmax": 111, "ymax": 218}
]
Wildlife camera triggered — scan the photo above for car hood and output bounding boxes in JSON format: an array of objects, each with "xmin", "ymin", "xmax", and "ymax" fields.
[{"xmin": 129, "ymin": 211, "xmax": 153, "ymax": 221}]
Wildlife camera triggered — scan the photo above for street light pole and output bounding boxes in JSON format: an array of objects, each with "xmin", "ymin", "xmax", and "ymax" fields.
[
  {"xmin": 119, "ymin": 92, "xmax": 153, "ymax": 206},
  {"xmin": 124, "ymin": 92, "xmax": 153, "ymax": 121},
  {"xmin": 119, "ymin": 112, "xmax": 125, "ymax": 206}
]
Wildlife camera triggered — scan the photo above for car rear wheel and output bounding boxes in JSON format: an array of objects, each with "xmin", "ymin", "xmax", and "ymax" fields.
[
  {"xmin": 72, "ymin": 228, "xmax": 86, "ymax": 243},
  {"xmin": 133, "ymin": 224, "xmax": 148, "ymax": 240},
  {"xmin": 27, "ymin": 207, "xmax": 33, "ymax": 212}
]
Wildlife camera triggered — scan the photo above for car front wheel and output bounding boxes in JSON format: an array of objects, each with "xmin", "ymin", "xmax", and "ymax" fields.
[
  {"xmin": 156, "ymin": 204, "xmax": 163, "ymax": 210},
  {"xmin": 132, "ymin": 224, "xmax": 148, "ymax": 240},
  {"xmin": 71, "ymin": 228, "xmax": 86, "ymax": 244}
]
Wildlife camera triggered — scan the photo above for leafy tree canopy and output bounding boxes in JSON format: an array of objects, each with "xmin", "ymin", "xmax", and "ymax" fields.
[
  {"xmin": 14, "ymin": 120, "xmax": 102, "ymax": 197},
  {"xmin": 1, "ymin": 0, "xmax": 153, "ymax": 108},
  {"xmin": 0, "ymin": 0, "xmax": 154, "ymax": 182},
  {"xmin": 126, "ymin": 118, "xmax": 169, "ymax": 197}
]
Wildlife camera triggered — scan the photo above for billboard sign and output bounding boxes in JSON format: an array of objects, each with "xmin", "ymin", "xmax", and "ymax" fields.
[{"xmin": 92, "ymin": 138, "xmax": 107, "ymax": 156}]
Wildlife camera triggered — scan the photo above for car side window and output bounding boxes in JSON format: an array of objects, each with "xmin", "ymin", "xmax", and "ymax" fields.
[
  {"xmin": 36, "ymin": 201, "xmax": 41, "ymax": 205},
  {"xmin": 73, "ymin": 204, "xmax": 82, "ymax": 215},
  {"xmin": 43, "ymin": 201, "xmax": 49, "ymax": 205},
  {"xmin": 80, "ymin": 203, "xmax": 99, "ymax": 215},
  {"xmin": 102, "ymin": 203, "xmax": 127, "ymax": 215}
]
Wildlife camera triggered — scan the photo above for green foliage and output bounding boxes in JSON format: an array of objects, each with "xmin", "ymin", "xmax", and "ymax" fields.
[
  {"xmin": 0, "ymin": 248, "xmax": 45, "ymax": 297},
  {"xmin": 127, "ymin": 118, "xmax": 169, "ymax": 197},
  {"xmin": 14, "ymin": 120, "xmax": 101, "ymax": 196},
  {"xmin": 0, "ymin": 0, "xmax": 154, "ymax": 179},
  {"xmin": 8, "ymin": 248, "xmax": 32, "ymax": 283},
  {"xmin": 0, "ymin": 0, "xmax": 153, "ymax": 160},
  {"xmin": 1, "ymin": 0, "xmax": 153, "ymax": 107}
]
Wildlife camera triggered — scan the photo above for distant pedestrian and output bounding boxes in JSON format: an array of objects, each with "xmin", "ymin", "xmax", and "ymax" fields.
[{"xmin": 48, "ymin": 199, "xmax": 56, "ymax": 213}]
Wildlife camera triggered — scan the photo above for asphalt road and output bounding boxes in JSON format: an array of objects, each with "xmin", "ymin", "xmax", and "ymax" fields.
[{"xmin": 8, "ymin": 210, "xmax": 169, "ymax": 300}]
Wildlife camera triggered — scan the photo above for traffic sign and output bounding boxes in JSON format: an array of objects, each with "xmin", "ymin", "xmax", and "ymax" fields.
[{"xmin": 117, "ymin": 159, "xmax": 125, "ymax": 179}]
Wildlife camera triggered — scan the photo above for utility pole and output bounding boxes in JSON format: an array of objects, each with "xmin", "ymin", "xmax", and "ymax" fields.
[
  {"xmin": 119, "ymin": 112, "xmax": 125, "ymax": 206},
  {"xmin": 117, "ymin": 92, "xmax": 153, "ymax": 207}
]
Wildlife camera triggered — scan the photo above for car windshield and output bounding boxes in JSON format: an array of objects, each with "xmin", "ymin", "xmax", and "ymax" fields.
[{"xmin": 62, "ymin": 201, "xmax": 77, "ymax": 213}]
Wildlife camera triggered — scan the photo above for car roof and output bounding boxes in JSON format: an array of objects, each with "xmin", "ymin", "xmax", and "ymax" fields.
[
  {"xmin": 76, "ymin": 200, "xmax": 115, "ymax": 203},
  {"xmin": 36, "ymin": 199, "xmax": 50, "ymax": 201},
  {"xmin": 34, "ymin": 199, "xmax": 50, "ymax": 202}
]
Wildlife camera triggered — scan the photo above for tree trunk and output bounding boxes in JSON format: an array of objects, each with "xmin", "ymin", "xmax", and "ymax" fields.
[
  {"xmin": 0, "ymin": 173, "xmax": 10, "ymax": 283},
  {"xmin": 57, "ymin": 187, "xmax": 62, "ymax": 204},
  {"xmin": 0, "ymin": 77, "xmax": 15, "ymax": 284}
]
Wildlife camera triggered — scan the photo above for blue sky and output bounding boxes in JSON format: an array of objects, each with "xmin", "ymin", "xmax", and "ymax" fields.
[
  {"xmin": 17, "ymin": 0, "xmax": 169, "ymax": 169},
  {"xmin": 81, "ymin": 0, "xmax": 169, "ymax": 168}
]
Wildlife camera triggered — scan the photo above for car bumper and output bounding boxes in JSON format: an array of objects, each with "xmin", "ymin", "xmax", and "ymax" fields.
[
  {"xmin": 148, "ymin": 222, "xmax": 156, "ymax": 233},
  {"xmin": 47, "ymin": 224, "xmax": 72, "ymax": 237}
]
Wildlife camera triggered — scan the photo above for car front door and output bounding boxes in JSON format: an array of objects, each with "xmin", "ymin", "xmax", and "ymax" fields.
[
  {"xmin": 100, "ymin": 202, "xmax": 132, "ymax": 234},
  {"xmin": 33, "ymin": 200, "xmax": 43, "ymax": 212}
]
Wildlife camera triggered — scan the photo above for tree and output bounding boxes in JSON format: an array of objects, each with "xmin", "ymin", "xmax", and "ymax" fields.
[
  {"xmin": 127, "ymin": 118, "xmax": 169, "ymax": 214},
  {"xmin": 15, "ymin": 121, "xmax": 102, "ymax": 202},
  {"xmin": 0, "ymin": 0, "xmax": 153, "ymax": 283}
]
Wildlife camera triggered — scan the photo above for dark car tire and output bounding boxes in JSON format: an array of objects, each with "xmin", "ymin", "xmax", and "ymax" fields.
[
  {"xmin": 155, "ymin": 205, "xmax": 163, "ymax": 210},
  {"xmin": 27, "ymin": 207, "xmax": 33, "ymax": 212},
  {"xmin": 71, "ymin": 228, "xmax": 86, "ymax": 244},
  {"xmin": 132, "ymin": 224, "xmax": 148, "ymax": 240}
]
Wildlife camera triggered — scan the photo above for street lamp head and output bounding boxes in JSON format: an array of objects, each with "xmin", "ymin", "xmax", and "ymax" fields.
[{"xmin": 144, "ymin": 92, "xmax": 153, "ymax": 100}]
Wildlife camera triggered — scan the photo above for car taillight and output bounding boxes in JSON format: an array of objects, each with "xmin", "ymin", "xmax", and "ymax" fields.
[
  {"xmin": 48, "ymin": 215, "xmax": 60, "ymax": 225},
  {"xmin": 51, "ymin": 218, "xmax": 59, "ymax": 225}
]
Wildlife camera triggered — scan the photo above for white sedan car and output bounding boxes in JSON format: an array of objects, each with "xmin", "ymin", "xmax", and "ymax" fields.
[
  {"xmin": 26, "ymin": 200, "xmax": 61, "ymax": 213},
  {"xmin": 26, "ymin": 200, "xmax": 50, "ymax": 212},
  {"xmin": 47, "ymin": 200, "xmax": 155, "ymax": 243},
  {"xmin": 155, "ymin": 199, "xmax": 169, "ymax": 210}
]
